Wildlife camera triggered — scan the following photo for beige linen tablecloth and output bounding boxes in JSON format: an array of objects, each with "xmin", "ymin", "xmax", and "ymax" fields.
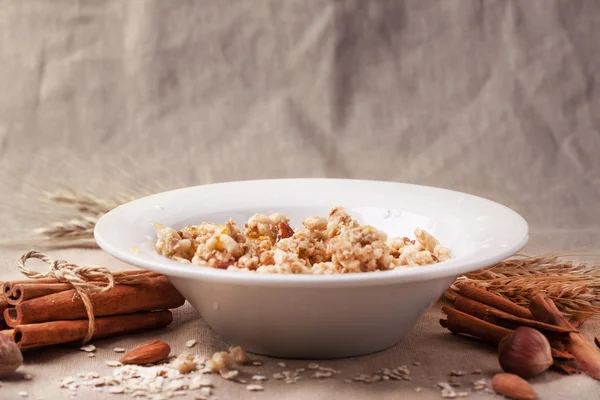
[{"xmin": 1, "ymin": 0, "xmax": 599, "ymax": 398}]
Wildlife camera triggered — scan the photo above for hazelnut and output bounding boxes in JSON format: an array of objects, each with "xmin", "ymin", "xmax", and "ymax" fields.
[
  {"xmin": 498, "ymin": 327, "xmax": 552, "ymax": 379},
  {"xmin": 0, "ymin": 333, "xmax": 23, "ymax": 377}
]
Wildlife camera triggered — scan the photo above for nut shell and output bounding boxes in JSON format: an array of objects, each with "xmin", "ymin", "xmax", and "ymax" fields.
[
  {"xmin": 498, "ymin": 327, "xmax": 553, "ymax": 379},
  {"xmin": 0, "ymin": 333, "xmax": 23, "ymax": 377}
]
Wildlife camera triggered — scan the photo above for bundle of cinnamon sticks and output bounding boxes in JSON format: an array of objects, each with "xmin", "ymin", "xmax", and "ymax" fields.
[
  {"xmin": 0, "ymin": 271, "xmax": 185, "ymax": 350},
  {"xmin": 440, "ymin": 284, "xmax": 600, "ymax": 380}
]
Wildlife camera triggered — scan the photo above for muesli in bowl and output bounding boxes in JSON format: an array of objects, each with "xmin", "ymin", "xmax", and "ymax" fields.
[{"xmin": 154, "ymin": 207, "xmax": 451, "ymax": 274}]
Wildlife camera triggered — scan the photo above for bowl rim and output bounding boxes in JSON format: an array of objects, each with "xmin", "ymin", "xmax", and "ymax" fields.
[{"xmin": 94, "ymin": 178, "xmax": 529, "ymax": 287}]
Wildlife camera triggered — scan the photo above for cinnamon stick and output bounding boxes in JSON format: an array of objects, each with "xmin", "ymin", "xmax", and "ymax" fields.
[
  {"xmin": 1, "ymin": 270, "xmax": 159, "ymax": 301},
  {"xmin": 0, "ymin": 297, "xmax": 9, "ymax": 318},
  {"xmin": 2, "ymin": 278, "xmax": 59, "ymax": 297},
  {"xmin": 459, "ymin": 284, "xmax": 532, "ymax": 319},
  {"xmin": 4, "ymin": 276, "xmax": 185, "ymax": 327},
  {"xmin": 551, "ymin": 347, "xmax": 575, "ymax": 360},
  {"xmin": 569, "ymin": 313, "xmax": 589, "ymax": 330},
  {"xmin": 530, "ymin": 295, "xmax": 600, "ymax": 380},
  {"xmin": 454, "ymin": 295, "xmax": 573, "ymax": 336},
  {"xmin": 440, "ymin": 306, "xmax": 512, "ymax": 345},
  {"xmin": 6, "ymin": 283, "xmax": 73, "ymax": 305},
  {"xmin": 14, "ymin": 310, "xmax": 172, "ymax": 350},
  {"xmin": 553, "ymin": 361, "xmax": 580, "ymax": 375}
]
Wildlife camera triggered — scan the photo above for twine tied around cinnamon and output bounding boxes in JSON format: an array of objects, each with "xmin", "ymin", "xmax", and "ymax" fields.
[{"xmin": 17, "ymin": 250, "xmax": 158, "ymax": 344}]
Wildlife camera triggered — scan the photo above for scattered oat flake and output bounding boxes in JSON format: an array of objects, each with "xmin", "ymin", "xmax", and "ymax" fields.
[
  {"xmin": 220, "ymin": 369, "xmax": 239, "ymax": 380},
  {"xmin": 113, "ymin": 347, "xmax": 126, "ymax": 353},
  {"xmin": 438, "ymin": 382, "xmax": 457, "ymax": 399},
  {"xmin": 251, "ymin": 361, "xmax": 262, "ymax": 366},
  {"xmin": 80, "ymin": 344, "xmax": 96, "ymax": 352},
  {"xmin": 252, "ymin": 375, "xmax": 267, "ymax": 381},
  {"xmin": 415, "ymin": 387, "xmax": 422, "ymax": 392},
  {"xmin": 24, "ymin": 373, "xmax": 33, "ymax": 381},
  {"xmin": 313, "ymin": 371, "xmax": 332, "ymax": 379},
  {"xmin": 277, "ymin": 362, "xmax": 286, "ymax": 368},
  {"xmin": 186, "ymin": 339, "xmax": 197, "ymax": 348},
  {"xmin": 108, "ymin": 387, "xmax": 125, "ymax": 394},
  {"xmin": 19, "ymin": 392, "xmax": 28, "ymax": 398},
  {"xmin": 195, "ymin": 396, "xmax": 208, "ymax": 400},
  {"xmin": 88, "ymin": 353, "xmax": 96, "ymax": 358},
  {"xmin": 471, "ymin": 368, "xmax": 482, "ymax": 374},
  {"xmin": 307, "ymin": 363, "xmax": 319, "ymax": 369},
  {"xmin": 105, "ymin": 360, "xmax": 121, "ymax": 367},
  {"xmin": 344, "ymin": 379, "xmax": 352, "ymax": 383},
  {"xmin": 457, "ymin": 392, "xmax": 469, "ymax": 398},
  {"xmin": 273, "ymin": 373, "xmax": 284, "ymax": 380},
  {"xmin": 413, "ymin": 361, "xmax": 421, "ymax": 366},
  {"xmin": 246, "ymin": 384, "xmax": 264, "ymax": 392},
  {"xmin": 450, "ymin": 370, "xmax": 467, "ymax": 376}
]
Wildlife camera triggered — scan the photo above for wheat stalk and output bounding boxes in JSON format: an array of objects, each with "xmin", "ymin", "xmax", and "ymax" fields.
[
  {"xmin": 1, "ymin": 190, "xmax": 136, "ymax": 249},
  {"xmin": 445, "ymin": 252, "xmax": 600, "ymax": 319}
]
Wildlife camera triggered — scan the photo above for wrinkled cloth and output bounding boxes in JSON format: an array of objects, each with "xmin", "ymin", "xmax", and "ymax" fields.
[{"xmin": 0, "ymin": 0, "xmax": 599, "ymax": 399}]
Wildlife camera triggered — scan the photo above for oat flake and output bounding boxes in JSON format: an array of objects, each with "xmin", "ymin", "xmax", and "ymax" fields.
[
  {"xmin": 185, "ymin": 340, "xmax": 197, "ymax": 348},
  {"xmin": 105, "ymin": 360, "xmax": 121, "ymax": 367},
  {"xmin": 80, "ymin": 344, "xmax": 96, "ymax": 352},
  {"xmin": 246, "ymin": 384, "xmax": 264, "ymax": 392}
]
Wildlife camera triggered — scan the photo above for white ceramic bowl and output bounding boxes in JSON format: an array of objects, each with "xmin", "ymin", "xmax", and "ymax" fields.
[{"xmin": 95, "ymin": 179, "xmax": 528, "ymax": 359}]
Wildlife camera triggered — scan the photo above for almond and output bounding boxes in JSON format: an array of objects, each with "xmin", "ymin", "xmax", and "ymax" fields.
[
  {"xmin": 120, "ymin": 340, "xmax": 170, "ymax": 365},
  {"xmin": 492, "ymin": 373, "xmax": 537, "ymax": 400}
]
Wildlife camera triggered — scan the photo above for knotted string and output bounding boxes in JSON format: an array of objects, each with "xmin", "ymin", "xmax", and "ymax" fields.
[{"xmin": 17, "ymin": 250, "xmax": 156, "ymax": 344}]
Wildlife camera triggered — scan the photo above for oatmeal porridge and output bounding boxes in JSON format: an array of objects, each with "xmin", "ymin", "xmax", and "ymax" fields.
[{"xmin": 154, "ymin": 207, "xmax": 450, "ymax": 274}]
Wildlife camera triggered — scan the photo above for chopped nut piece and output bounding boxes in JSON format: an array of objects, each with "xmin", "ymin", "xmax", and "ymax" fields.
[
  {"xmin": 185, "ymin": 340, "xmax": 197, "ymax": 348},
  {"xmin": 172, "ymin": 352, "xmax": 197, "ymax": 374},
  {"xmin": 80, "ymin": 344, "xmax": 96, "ymax": 352},
  {"xmin": 208, "ymin": 351, "xmax": 233, "ymax": 372},
  {"xmin": 246, "ymin": 384, "xmax": 264, "ymax": 392},
  {"xmin": 228, "ymin": 346, "xmax": 249, "ymax": 365}
]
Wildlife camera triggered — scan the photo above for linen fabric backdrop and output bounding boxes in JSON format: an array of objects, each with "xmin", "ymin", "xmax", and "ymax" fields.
[{"xmin": 0, "ymin": 1, "xmax": 599, "ymax": 399}]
